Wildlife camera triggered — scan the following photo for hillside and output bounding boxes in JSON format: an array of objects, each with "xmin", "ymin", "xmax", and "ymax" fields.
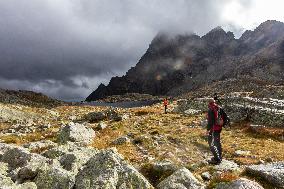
[
  {"xmin": 86, "ymin": 20, "xmax": 284, "ymax": 101},
  {"xmin": 0, "ymin": 89, "xmax": 64, "ymax": 108}
]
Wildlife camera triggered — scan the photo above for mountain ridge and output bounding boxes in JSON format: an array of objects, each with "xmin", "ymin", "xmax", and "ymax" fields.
[{"xmin": 86, "ymin": 20, "xmax": 284, "ymax": 101}]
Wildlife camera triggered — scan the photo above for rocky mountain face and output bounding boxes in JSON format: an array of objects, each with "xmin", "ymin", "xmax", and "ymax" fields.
[{"xmin": 86, "ymin": 20, "xmax": 284, "ymax": 101}]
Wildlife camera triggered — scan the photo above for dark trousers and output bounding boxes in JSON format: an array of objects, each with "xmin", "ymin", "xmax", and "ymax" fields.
[
  {"xmin": 208, "ymin": 131, "xmax": 222, "ymax": 161},
  {"xmin": 164, "ymin": 105, "xmax": 167, "ymax": 114}
]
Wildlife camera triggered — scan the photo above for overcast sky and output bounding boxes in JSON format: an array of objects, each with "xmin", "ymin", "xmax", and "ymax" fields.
[{"xmin": 0, "ymin": 0, "xmax": 283, "ymax": 101}]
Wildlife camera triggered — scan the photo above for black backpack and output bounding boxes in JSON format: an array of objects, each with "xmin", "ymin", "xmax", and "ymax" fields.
[{"xmin": 218, "ymin": 108, "xmax": 230, "ymax": 128}]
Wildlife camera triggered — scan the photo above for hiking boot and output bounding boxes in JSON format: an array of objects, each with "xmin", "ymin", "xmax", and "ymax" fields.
[{"xmin": 208, "ymin": 158, "xmax": 222, "ymax": 165}]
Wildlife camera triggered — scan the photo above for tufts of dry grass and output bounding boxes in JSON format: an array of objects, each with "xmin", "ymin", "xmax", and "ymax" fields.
[
  {"xmin": 207, "ymin": 172, "xmax": 239, "ymax": 189},
  {"xmin": 0, "ymin": 129, "xmax": 57, "ymax": 145},
  {"xmin": 221, "ymin": 123, "xmax": 284, "ymax": 164}
]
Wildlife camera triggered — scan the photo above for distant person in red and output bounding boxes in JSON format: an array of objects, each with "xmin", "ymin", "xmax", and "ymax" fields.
[{"xmin": 163, "ymin": 98, "xmax": 169, "ymax": 114}]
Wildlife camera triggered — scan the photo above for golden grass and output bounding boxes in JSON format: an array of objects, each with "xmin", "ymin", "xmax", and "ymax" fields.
[
  {"xmin": 0, "ymin": 129, "xmax": 57, "ymax": 145},
  {"xmin": 207, "ymin": 172, "xmax": 239, "ymax": 189}
]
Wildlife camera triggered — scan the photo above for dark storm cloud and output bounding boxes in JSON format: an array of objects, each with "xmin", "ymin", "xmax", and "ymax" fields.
[{"xmin": 0, "ymin": 0, "xmax": 249, "ymax": 101}]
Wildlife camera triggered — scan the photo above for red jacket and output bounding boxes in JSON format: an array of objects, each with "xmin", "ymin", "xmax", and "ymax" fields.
[
  {"xmin": 163, "ymin": 99, "xmax": 169, "ymax": 106},
  {"xmin": 207, "ymin": 103, "xmax": 222, "ymax": 132}
]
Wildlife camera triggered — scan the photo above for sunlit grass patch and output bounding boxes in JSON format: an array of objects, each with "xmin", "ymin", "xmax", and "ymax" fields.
[
  {"xmin": 207, "ymin": 171, "xmax": 239, "ymax": 189},
  {"xmin": 221, "ymin": 123, "xmax": 284, "ymax": 164},
  {"xmin": 0, "ymin": 129, "xmax": 57, "ymax": 145}
]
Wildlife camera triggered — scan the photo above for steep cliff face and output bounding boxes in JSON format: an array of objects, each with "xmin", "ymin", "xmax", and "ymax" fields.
[{"xmin": 86, "ymin": 20, "xmax": 284, "ymax": 101}]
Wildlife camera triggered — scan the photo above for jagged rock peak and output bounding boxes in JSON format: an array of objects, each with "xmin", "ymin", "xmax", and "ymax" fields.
[
  {"xmin": 208, "ymin": 26, "xmax": 226, "ymax": 33},
  {"xmin": 97, "ymin": 83, "xmax": 106, "ymax": 88},
  {"xmin": 240, "ymin": 20, "xmax": 284, "ymax": 42},
  {"xmin": 149, "ymin": 31, "xmax": 198, "ymax": 47},
  {"xmin": 257, "ymin": 20, "xmax": 284, "ymax": 30},
  {"xmin": 202, "ymin": 26, "xmax": 235, "ymax": 44}
]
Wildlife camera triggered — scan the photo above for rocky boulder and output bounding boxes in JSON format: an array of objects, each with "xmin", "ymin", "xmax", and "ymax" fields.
[
  {"xmin": 16, "ymin": 154, "xmax": 52, "ymax": 182},
  {"xmin": 59, "ymin": 147, "xmax": 99, "ymax": 173},
  {"xmin": 152, "ymin": 161, "xmax": 178, "ymax": 174},
  {"xmin": 2, "ymin": 147, "xmax": 32, "ymax": 169},
  {"xmin": 246, "ymin": 161, "xmax": 284, "ymax": 188},
  {"xmin": 0, "ymin": 162, "xmax": 9, "ymax": 176},
  {"xmin": 112, "ymin": 136, "xmax": 131, "ymax": 145},
  {"xmin": 214, "ymin": 160, "xmax": 240, "ymax": 172},
  {"xmin": 157, "ymin": 167, "xmax": 205, "ymax": 189},
  {"xmin": 105, "ymin": 109, "xmax": 122, "ymax": 121},
  {"xmin": 0, "ymin": 174, "xmax": 15, "ymax": 188},
  {"xmin": 84, "ymin": 112, "xmax": 107, "ymax": 123},
  {"xmin": 35, "ymin": 166, "xmax": 75, "ymax": 189},
  {"xmin": 57, "ymin": 122, "xmax": 95, "ymax": 145},
  {"xmin": 216, "ymin": 178, "xmax": 264, "ymax": 189},
  {"xmin": 23, "ymin": 140, "xmax": 56, "ymax": 151},
  {"xmin": 75, "ymin": 148, "xmax": 153, "ymax": 188}
]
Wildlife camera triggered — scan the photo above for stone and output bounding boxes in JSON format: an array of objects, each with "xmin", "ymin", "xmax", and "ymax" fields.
[
  {"xmin": 57, "ymin": 122, "xmax": 95, "ymax": 145},
  {"xmin": 23, "ymin": 140, "xmax": 56, "ymax": 151},
  {"xmin": 234, "ymin": 150, "xmax": 251, "ymax": 157},
  {"xmin": 35, "ymin": 166, "xmax": 75, "ymax": 189},
  {"xmin": 0, "ymin": 162, "xmax": 9, "ymax": 176},
  {"xmin": 17, "ymin": 154, "xmax": 51, "ymax": 182},
  {"xmin": 0, "ymin": 174, "xmax": 15, "ymax": 187},
  {"xmin": 75, "ymin": 148, "xmax": 153, "ymax": 188},
  {"xmin": 216, "ymin": 178, "xmax": 264, "ymax": 189},
  {"xmin": 246, "ymin": 161, "xmax": 284, "ymax": 188},
  {"xmin": 184, "ymin": 109, "xmax": 202, "ymax": 115},
  {"xmin": 214, "ymin": 159, "xmax": 240, "ymax": 172},
  {"xmin": 157, "ymin": 167, "xmax": 205, "ymax": 189},
  {"xmin": 201, "ymin": 172, "xmax": 211, "ymax": 181},
  {"xmin": 97, "ymin": 122, "xmax": 107, "ymax": 130},
  {"xmin": 42, "ymin": 142, "xmax": 81, "ymax": 159},
  {"xmin": 152, "ymin": 161, "xmax": 178, "ymax": 173},
  {"xmin": 0, "ymin": 142, "xmax": 16, "ymax": 154},
  {"xmin": 84, "ymin": 112, "xmax": 106, "ymax": 123},
  {"xmin": 112, "ymin": 136, "xmax": 131, "ymax": 145},
  {"xmin": 2, "ymin": 147, "xmax": 31, "ymax": 169},
  {"xmin": 18, "ymin": 182, "xmax": 37, "ymax": 189},
  {"xmin": 59, "ymin": 147, "xmax": 98, "ymax": 173},
  {"xmin": 200, "ymin": 119, "xmax": 208, "ymax": 128},
  {"xmin": 121, "ymin": 114, "xmax": 129, "ymax": 120},
  {"xmin": 106, "ymin": 109, "xmax": 122, "ymax": 121}
]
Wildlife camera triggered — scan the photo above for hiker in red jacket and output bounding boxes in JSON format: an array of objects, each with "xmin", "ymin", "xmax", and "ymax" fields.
[
  {"xmin": 206, "ymin": 98, "xmax": 223, "ymax": 165},
  {"xmin": 163, "ymin": 98, "xmax": 169, "ymax": 114}
]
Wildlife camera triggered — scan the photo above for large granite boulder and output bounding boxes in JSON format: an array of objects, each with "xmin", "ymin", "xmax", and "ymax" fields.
[
  {"xmin": 42, "ymin": 142, "xmax": 78, "ymax": 159},
  {"xmin": 42, "ymin": 142, "xmax": 98, "ymax": 160},
  {"xmin": 246, "ymin": 161, "xmax": 284, "ymax": 188},
  {"xmin": 16, "ymin": 154, "xmax": 52, "ymax": 182},
  {"xmin": 0, "ymin": 174, "xmax": 15, "ymax": 187},
  {"xmin": 0, "ymin": 142, "xmax": 16, "ymax": 154},
  {"xmin": 2, "ymin": 146, "xmax": 32, "ymax": 169},
  {"xmin": 75, "ymin": 148, "xmax": 153, "ymax": 189},
  {"xmin": 35, "ymin": 166, "xmax": 75, "ymax": 189},
  {"xmin": 157, "ymin": 167, "xmax": 205, "ymax": 189},
  {"xmin": 216, "ymin": 178, "xmax": 264, "ymax": 189},
  {"xmin": 57, "ymin": 122, "xmax": 95, "ymax": 145},
  {"xmin": 59, "ymin": 147, "xmax": 99, "ymax": 173}
]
